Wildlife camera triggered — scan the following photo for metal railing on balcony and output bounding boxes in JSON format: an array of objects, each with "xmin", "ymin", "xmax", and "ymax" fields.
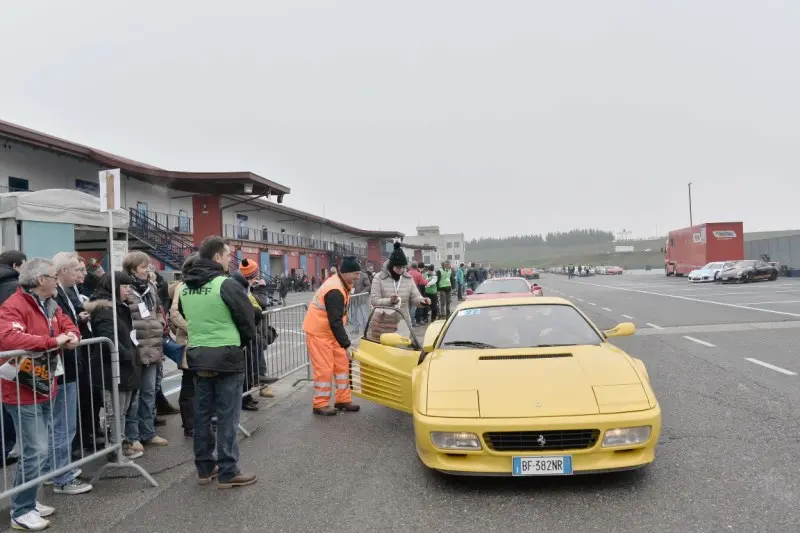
[
  {"xmin": 136, "ymin": 210, "xmax": 192, "ymax": 233},
  {"xmin": 129, "ymin": 208, "xmax": 195, "ymax": 269},
  {"xmin": 223, "ymin": 224, "xmax": 367, "ymax": 256}
]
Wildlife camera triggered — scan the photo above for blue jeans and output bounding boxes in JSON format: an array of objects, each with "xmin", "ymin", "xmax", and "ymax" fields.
[
  {"xmin": 127, "ymin": 363, "xmax": 157, "ymax": 442},
  {"xmin": 194, "ymin": 372, "xmax": 244, "ymax": 482},
  {"xmin": 45, "ymin": 380, "xmax": 79, "ymax": 486},
  {"xmin": 7, "ymin": 402, "xmax": 52, "ymax": 518}
]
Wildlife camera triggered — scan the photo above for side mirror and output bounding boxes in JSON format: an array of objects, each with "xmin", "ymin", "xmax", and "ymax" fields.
[
  {"xmin": 422, "ymin": 320, "xmax": 446, "ymax": 351},
  {"xmin": 465, "ymin": 288, "xmax": 474, "ymax": 295},
  {"xmin": 603, "ymin": 322, "xmax": 635, "ymax": 338},
  {"xmin": 380, "ymin": 333, "xmax": 412, "ymax": 348}
]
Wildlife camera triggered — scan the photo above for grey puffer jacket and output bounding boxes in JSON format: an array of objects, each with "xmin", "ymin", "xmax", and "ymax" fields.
[
  {"xmin": 370, "ymin": 260, "xmax": 425, "ymax": 326},
  {"xmin": 128, "ymin": 279, "xmax": 165, "ymax": 365}
]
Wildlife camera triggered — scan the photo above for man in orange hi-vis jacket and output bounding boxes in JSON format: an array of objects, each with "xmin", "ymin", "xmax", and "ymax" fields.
[{"xmin": 303, "ymin": 256, "xmax": 363, "ymax": 416}]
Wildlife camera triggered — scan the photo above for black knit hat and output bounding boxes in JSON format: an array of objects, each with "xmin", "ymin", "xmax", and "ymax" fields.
[
  {"xmin": 339, "ymin": 256, "xmax": 361, "ymax": 274},
  {"xmin": 389, "ymin": 242, "xmax": 407, "ymax": 267}
]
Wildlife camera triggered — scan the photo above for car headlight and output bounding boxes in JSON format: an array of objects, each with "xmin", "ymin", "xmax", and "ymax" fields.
[
  {"xmin": 602, "ymin": 426, "xmax": 651, "ymax": 447},
  {"xmin": 430, "ymin": 432, "xmax": 482, "ymax": 450}
]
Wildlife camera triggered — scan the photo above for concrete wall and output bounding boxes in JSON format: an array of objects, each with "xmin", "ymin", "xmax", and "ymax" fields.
[
  {"xmin": 745, "ymin": 236, "xmax": 800, "ymax": 268},
  {"xmin": 0, "ymin": 142, "xmax": 192, "ymax": 219}
]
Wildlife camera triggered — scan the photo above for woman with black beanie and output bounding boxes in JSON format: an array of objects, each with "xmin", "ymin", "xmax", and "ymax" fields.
[{"xmin": 369, "ymin": 242, "xmax": 431, "ymax": 328}]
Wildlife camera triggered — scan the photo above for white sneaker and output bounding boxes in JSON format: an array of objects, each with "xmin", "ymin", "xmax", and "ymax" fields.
[
  {"xmin": 34, "ymin": 502, "xmax": 55, "ymax": 518},
  {"xmin": 11, "ymin": 510, "xmax": 50, "ymax": 530}
]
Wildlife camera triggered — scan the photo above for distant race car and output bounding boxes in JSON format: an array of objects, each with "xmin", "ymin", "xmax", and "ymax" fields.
[
  {"xmin": 717, "ymin": 260, "xmax": 778, "ymax": 283},
  {"xmin": 465, "ymin": 277, "xmax": 540, "ymax": 300},
  {"xmin": 688, "ymin": 261, "xmax": 737, "ymax": 283}
]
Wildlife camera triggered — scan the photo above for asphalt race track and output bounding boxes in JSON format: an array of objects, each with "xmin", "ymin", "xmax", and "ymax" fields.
[{"xmin": 15, "ymin": 275, "xmax": 800, "ymax": 533}]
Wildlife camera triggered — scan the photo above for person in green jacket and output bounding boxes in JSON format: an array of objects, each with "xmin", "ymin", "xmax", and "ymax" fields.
[
  {"xmin": 424, "ymin": 265, "xmax": 440, "ymax": 322},
  {"xmin": 457, "ymin": 263, "xmax": 466, "ymax": 301},
  {"xmin": 437, "ymin": 260, "xmax": 457, "ymax": 317},
  {"xmin": 179, "ymin": 236, "xmax": 258, "ymax": 489}
]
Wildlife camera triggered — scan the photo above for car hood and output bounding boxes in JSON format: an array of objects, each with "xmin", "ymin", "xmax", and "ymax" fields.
[
  {"xmin": 465, "ymin": 292, "xmax": 531, "ymax": 300},
  {"xmin": 425, "ymin": 345, "xmax": 651, "ymax": 418},
  {"xmin": 690, "ymin": 268, "xmax": 717, "ymax": 275}
]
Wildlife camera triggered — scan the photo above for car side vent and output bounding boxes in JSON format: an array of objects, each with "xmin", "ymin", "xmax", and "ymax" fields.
[{"xmin": 478, "ymin": 353, "xmax": 572, "ymax": 361}]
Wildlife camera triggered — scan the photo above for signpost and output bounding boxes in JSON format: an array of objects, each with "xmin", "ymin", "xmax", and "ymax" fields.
[{"xmin": 98, "ymin": 169, "xmax": 122, "ymax": 383}]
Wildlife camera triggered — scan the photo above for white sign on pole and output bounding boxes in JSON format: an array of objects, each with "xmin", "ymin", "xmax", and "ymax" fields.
[
  {"xmin": 98, "ymin": 168, "xmax": 121, "ymax": 212},
  {"xmin": 112, "ymin": 240, "xmax": 128, "ymax": 268}
]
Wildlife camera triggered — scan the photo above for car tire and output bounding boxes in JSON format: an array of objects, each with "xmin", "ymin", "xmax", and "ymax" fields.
[
  {"xmin": 744, "ymin": 272, "xmax": 753, "ymax": 283},
  {"xmin": 769, "ymin": 271, "xmax": 778, "ymax": 281}
]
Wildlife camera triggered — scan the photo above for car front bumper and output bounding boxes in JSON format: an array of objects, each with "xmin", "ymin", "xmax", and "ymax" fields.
[{"xmin": 413, "ymin": 405, "xmax": 661, "ymax": 476}]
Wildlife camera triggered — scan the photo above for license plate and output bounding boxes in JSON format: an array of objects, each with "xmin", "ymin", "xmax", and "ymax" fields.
[{"xmin": 512, "ymin": 456, "xmax": 573, "ymax": 476}]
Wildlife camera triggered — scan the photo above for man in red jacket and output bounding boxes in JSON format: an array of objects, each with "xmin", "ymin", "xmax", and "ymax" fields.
[{"xmin": 0, "ymin": 258, "xmax": 80, "ymax": 531}]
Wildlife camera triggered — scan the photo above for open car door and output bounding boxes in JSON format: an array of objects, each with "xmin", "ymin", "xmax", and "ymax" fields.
[{"xmin": 350, "ymin": 306, "xmax": 420, "ymax": 413}]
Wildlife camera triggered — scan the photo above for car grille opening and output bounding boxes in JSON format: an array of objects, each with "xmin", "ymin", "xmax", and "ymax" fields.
[
  {"xmin": 483, "ymin": 430, "xmax": 600, "ymax": 452},
  {"xmin": 478, "ymin": 354, "xmax": 572, "ymax": 361}
]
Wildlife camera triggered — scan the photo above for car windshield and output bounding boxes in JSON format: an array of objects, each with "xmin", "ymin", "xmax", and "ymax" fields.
[
  {"xmin": 731, "ymin": 260, "xmax": 756, "ymax": 268},
  {"xmin": 704, "ymin": 262, "xmax": 723, "ymax": 270},
  {"xmin": 439, "ymin": 304, "xmax": 604, "ymax": 349},
  {"xmin": 475, "ymin": 279, "xmax": 530, "ymax": 294}
]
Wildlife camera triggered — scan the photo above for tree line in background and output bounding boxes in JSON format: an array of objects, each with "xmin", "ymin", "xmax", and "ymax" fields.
[{"xmin": 467, "ymin": 229, "xmax": 616, "ymax": 250}]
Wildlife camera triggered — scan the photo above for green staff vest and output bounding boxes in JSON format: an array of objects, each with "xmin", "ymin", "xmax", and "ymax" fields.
[
  {"xmin": 425, "ymin": 274, "xmax": 439, "ymax": 296},
  {"xmin": 438, "ymin": 269, "xmax": 452, "ymax": 289},
  {"xmin": 180, "ymin": 276, "xmax": 241, "ymax": 348}
]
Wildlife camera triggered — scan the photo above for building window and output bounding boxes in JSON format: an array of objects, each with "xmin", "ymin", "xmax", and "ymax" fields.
[
  {"xmin": 454, "ymin": 241, "xmax": 461, "ymax": 248},
  {"xmin": 8, "ymin": 177, "xmax": 29, "ymax": 192},
  {"xmin": 75, "ymin": 179, "xmax": 99, "ymax": 197},
  {"xmin": 423, "ymin": 255, "xmax": 431, "ymax": 264},
  {"xmin": 446, "ymin": 242, "xmax": 453, "ymax": 249},
  {"xmin": 447, "ymin": 255, "xmax": 453, "ymax": 260},
  {"xmin": 455, "ymin": 254, "xmax": 461, "ymax": 260}
]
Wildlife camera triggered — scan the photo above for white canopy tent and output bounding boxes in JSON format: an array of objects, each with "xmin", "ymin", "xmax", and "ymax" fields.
[{"xmin": 0, "ymin": 189, "xmax": 129, "ymax": 253}]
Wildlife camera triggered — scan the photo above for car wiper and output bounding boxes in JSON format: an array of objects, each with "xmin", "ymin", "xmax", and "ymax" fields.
[
  {"xmin": 442, "ymin": 340, "xmax": 498, "ymax": 348},
  {"xmin": 530, "ymin": 343, "xmax": 579, "ymax": 348}
]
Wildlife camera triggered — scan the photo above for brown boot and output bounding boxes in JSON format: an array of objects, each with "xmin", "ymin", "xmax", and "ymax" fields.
[
  {"xmin": 259, "ymin": 387, "xmax": 275, "ymax": 398},
  {"xmin": 335, "ymin": 402, "xmax": 360, "ymax": 412},
  {"xmin": 217, "ymin": 472, "xmax": 257, "ymax": 489},
  {"xmin": 313, "ymin": 406, "xmax": 338, "ymax": 416}
]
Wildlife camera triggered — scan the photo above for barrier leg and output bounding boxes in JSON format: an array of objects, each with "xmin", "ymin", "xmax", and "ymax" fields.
[{"xmin": 90, "ymin": 340, "xmax": 158, "ymax": 487}]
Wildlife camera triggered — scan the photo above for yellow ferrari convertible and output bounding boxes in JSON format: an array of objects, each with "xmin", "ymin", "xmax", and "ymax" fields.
[{"xmin": 350, "ymin": 297, "xmax": 661, "ymax": 476}]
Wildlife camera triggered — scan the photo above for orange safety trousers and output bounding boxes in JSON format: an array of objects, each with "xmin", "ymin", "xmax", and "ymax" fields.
[{"xmin": 307, "ymin": 334, "xmax": 352, "ymax": 408}]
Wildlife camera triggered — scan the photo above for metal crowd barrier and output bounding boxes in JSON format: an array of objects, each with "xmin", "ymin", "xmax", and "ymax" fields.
[
  {"xmin": 346, "ymin": 292, "xmax": 370, "ymax": 342},
  {"xmin": 0, "ymin": 337, "xmax": 156, "ymax": 504},
  {"xmin": 238, "ymin": 293, "xmax": 371, "ymax": 437},
  {"xmin": 240, "ymin": 303, "xmax": 309, "ymax": 437}
]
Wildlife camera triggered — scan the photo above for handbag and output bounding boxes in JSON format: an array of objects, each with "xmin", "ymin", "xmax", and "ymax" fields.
[{"xmin": 162, "ymin": 335, "xmax": 185, "ymax": 366}]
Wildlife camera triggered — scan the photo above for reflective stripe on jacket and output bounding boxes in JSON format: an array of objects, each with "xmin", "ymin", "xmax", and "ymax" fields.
[{"xmin": 303, "ymin": 275, "xmax": 350, "ymax": 339}]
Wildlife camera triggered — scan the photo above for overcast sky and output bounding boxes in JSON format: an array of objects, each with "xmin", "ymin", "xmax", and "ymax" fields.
[{"xmin": 2, "ymin": 1, "xmax": 799, "ymax": 240}]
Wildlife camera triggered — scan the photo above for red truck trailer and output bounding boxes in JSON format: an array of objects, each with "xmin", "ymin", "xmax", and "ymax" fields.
[{"xmin": 664, "ymin": 222, "xmax": 744, "ymax": 277}]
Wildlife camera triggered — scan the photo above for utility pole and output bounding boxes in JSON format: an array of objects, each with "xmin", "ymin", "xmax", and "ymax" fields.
[{"xmin": 688, "ymin": 182, "xmax": 693, "ymax": 226}]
